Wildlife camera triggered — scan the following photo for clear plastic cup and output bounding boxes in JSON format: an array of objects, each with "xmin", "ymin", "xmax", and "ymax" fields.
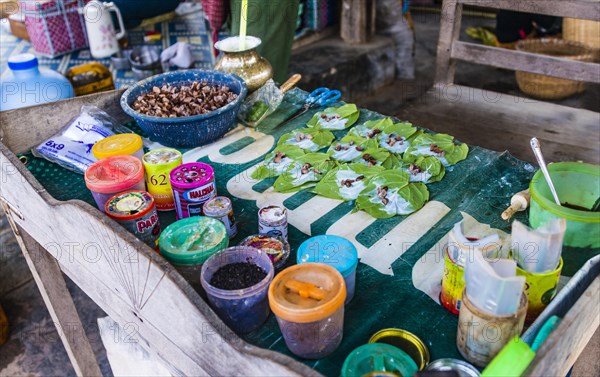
[
  {"xmin": 200, "ymin": 246, "xmax": 274, "ymax": 334},
  {"xmin": 269, "ymin": 263, "xmax": 346, "ymax": 359},
  {"xmin": 84, "ymin": 155, "xmax": 145, "ymax": 212},
  {"xmin": 297, "ymin": 235, "xmax": 358, "ymax": 304}
]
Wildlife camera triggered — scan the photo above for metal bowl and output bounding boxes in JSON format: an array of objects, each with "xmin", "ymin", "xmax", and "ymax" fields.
[{"xmin": 120, "ymin": 69, "xmax": 247, "ymax": 148}]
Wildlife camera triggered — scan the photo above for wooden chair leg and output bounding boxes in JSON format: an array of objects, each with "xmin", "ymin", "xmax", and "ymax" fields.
[
  {"xmin": 435, "ymin": 0, "xmax": 463, "ymax": 84},
  {"xmin": 5, "ymin": 217, "xmax": 102, "ymax": 376}
]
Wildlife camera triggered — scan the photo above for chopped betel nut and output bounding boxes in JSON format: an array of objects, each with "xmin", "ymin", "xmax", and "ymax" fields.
[
  {"xmin": 295, "ymin": 132, "xmax": 313, "ymax": 142},
  {"xmin": 132, "ymin": 81, "xmax": 237, "ymax": 117},
  {"xmin": 367, "ymin": 128, "xmax": 382, "ymax": 138},
  {"xmin": 273, "ymin": 151, "xmax": 286, "ymax": 163},
  {"xmin": 408, "ymin": 163, "xmax": 422, "ymax": 175},
  {"xmin": 362, "ymin": 153, "xmax": 378, "ymax": 167},
  {"xmin": 430, "ymin": 143, "xmax": 445, "ymax": 155}
]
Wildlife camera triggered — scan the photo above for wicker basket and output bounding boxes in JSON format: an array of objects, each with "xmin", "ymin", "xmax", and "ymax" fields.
[
  {"xmin": 563, "ymin": 18, "xmax": 600, "ymax": 62},
  {"xmin": 515, "ymin": 38, "xmax": 594, "ymax": 100}
]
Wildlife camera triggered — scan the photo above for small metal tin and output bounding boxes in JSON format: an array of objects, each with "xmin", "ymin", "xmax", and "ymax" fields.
[
  {"xmin": 143, "ymin": 148, "xmax": 182, "ymax": 211},
  {"xmin": 203, "ymin": 196, "xmax": 238, "ymax": 239},
  {"xmin": 239, "ymin": 234, "xmax": 290, "ymax": 269},
  {"xmin": 105, "ymin": 190, "xmax": 161, "ymax": 248},
  {"xmin": 170, "ymin": 162, "xmax": 217, "ymax": 220},
  {"xmin": 258, "ymin": 205, "xmax": 288, "ymax": 241},
  {"xmin": 425, "ymin": 359, "xmax": 481, "ymax": 377},
  {"xmin": 368, "ymin": 328, "xmax": 430, "ymax": 371}
]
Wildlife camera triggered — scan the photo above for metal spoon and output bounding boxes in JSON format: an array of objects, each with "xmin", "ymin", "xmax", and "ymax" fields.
[{"xmin": 530, "ymin": 137, "xmax": 561, "ymax": 206}]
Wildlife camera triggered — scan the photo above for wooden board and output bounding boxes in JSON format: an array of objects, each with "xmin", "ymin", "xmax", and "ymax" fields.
[
  {"xmin": 451, "ymin": 42, "xmax": 600, "ymax": 83},
  {"xmin": 525, "ymin": 277, "xmax": 600, "ymax": 377},
  {"xmin": 458, "ymin": 0, "xmax": 600, "ymax": 21},
  {"xmin": 397, "ymin": 85, "xmax": 600, "ymax": 165}
]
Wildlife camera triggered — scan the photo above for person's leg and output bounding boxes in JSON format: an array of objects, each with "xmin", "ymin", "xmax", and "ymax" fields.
[{"xmin": 230, "ymin": 0, "xmax": 300, "ymax": 83}]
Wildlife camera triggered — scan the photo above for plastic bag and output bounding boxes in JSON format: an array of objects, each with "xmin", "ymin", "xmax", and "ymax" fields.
[
  {"xmin": 32, "ymin": 105, "xmax": 121, "ymax": 174},
  {"xmin": 511, "ymin": 219, "xmax": 566, "ymax": 273}
]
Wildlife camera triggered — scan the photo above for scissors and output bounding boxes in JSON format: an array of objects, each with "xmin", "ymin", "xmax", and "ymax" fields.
[{"xmin": 277, "ymin": 87, "xmax": 342, "ymax": 128}]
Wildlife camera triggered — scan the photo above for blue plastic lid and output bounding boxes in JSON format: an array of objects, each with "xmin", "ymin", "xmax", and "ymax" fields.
[
  {"xmin": 297, "ymin": 235, "xmax": 358, "ymax": 277},
  {"xmin": 8, "ymin": 53, "xmax": 39, "ymax": 71}
]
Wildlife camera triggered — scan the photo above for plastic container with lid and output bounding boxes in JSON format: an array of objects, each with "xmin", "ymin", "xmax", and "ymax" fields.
[
  {"xmin": 297, "ymin": 235, "xmax": 358, "ymax": 304},
  {"xmin": 159, "ymin": 216, "xmax": 229, "ymax": 286},
  {"xmin": 84, "ymin": 155, "xmax": 145, "ymax": 211},
  {"xmin": 201, "ymin": 246, "xmax": 274, "ymax": 333},
  {"xmin": 1, "ymin": 53, "xmax": 74, "ymax": 111},
  {"xmin": 269, "ymin": 263, "xmax": 346, "ymax": 359},
  {"xmin": 105, "ymin": 190, "xmax": 160, "ymax": 249},
  {"xmin": 341, "ymin": 343, "xmax": 419, "ymax": 377},
  {"xmin": 92, "ymin": 134, "xmax": 144, "ymax": 161}
]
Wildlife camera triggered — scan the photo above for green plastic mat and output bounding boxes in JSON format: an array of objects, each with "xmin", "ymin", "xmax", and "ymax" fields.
[{"xmin": 18, "ymin": 89, "xmax": 599, "ymax": 376}]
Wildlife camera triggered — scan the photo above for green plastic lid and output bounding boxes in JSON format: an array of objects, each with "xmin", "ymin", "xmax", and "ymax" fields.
[
  {"xmin": 341, "ymin": 343, "xmax": 419, "ymax": 377},
  {"xmin": 159, "ymin": 217, "xmax": 228, "ymax": 266}
]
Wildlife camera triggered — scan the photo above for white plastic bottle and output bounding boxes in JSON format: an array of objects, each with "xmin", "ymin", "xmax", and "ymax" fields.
[{"xmin": 1, "ymin": 53, "xmax": 74, "ymax": 111}]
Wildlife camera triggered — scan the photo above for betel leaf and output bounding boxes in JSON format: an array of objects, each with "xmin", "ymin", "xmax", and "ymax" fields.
[
  {"xmin": 251, "ymin": 145, "xmax": 306, "ymax": 180},
  {"xmin": 313, "ymin": 163, "xmax": 385, "ymax": 201},
  {"xmin": 273, "ymin": 153, "xmax": 336, "ymax": 193},
  {"xmin": 404, "ymin": 133, "xmax": 469, "ymax": 166},
  {"xmin": 327, "ymin": 135, "xmax": 378, "ymax": 162},
  {"xmin": 378, "ymin": 121, "xmax": 418, "ymax": 154},
  {"xmin": 278, "ymin": 128, "xmax": 335, "ymax": 152},
  {"xmin": 306, "ymin": 104, "xmax": 360, "ymax": 130},
  {"xmin": 354, "ymin": 147, "xmax": 401, "ymax": 170},
  {"xmin": 355, "ymin": 170, "xmax": 429, "ymax": 218},
  {"xmin": 348, "ymin": 118, "xmax": 394, "ymax": 139},
  {"xmin": 399, "ymin": 155, "xmax": 445, "ymax": 183}
]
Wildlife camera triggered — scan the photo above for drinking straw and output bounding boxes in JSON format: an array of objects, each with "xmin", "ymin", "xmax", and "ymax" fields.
[{"xmin": 239, "ymin": 0, "xmax": 248, "ymax": 50}]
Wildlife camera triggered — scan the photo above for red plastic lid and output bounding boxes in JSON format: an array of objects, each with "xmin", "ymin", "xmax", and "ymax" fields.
[
  {"xmin": 170, "ymin": 162, "xmax": 214, "ymax": 190},
  {"xmin": 85, "ymin": 155, "xmax": 145, "ymax": 194}
]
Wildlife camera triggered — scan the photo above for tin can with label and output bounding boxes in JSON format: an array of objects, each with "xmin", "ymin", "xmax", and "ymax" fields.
[
  {"xmin": 440, "ymin": 246, "xmax": 465, "ymax": 315},
  {"xmin": 170, "ymin": 162, "xmax": 217, "ymax": 220},
  {"xmin": 142, "ymin": 148, "xmax": 182, "ymax": 211},
  {"xmin": 105, "ymin": 190, "xmax": 161, "ymax": 248},
  {"xmin": 203, "ymin": 196, "xmax": 238, "ymax": 239},
  {"xmin": 425, "ymin": 359, "xmax": 480, "ymax": 377},
  {"xmin": 368, "ymin": 328, "xmax": 430, "ymax": 371},
  {"xmin": 258, "ymin": 205, "xmax": 288, "ymax": 241}
]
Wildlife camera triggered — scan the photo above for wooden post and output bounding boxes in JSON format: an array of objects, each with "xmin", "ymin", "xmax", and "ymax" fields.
[
  {"xmin": 341, "ymin": 0, "xmax": 376, "ymax": 44},
  {"xmin": 435, "ymin": 0, "xmax": 463, "ymax": 84},
  {"xmin": 0, "ymin": 208, "xmax": 102, "ymax": 377}
]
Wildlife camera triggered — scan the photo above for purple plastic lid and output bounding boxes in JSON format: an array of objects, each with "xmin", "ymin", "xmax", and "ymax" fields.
[{"xmin": 170, "ymin": 162, "xmax": 215, "ymax": 189}]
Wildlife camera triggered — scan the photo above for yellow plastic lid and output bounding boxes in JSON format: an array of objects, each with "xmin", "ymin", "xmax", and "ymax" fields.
[
  {"xmin": 268, "ymin": 263, "xmax": 346, "ymax": 323},
  {"xmin": 92, "ymin": 134, "xmax": 143, "ymax": 159}
]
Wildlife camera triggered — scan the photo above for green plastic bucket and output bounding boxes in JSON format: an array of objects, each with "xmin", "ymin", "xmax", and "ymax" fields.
[{"xmin": 529, "ymin": 162, "xmax": 600, "ymax": 248}]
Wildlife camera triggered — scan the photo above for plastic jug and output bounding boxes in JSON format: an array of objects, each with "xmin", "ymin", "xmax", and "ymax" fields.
[{"xmin": 1, "ymin": 54, "xmax": 74, "ymax": 111}]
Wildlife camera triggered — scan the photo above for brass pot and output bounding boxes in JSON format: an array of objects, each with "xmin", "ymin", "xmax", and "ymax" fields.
[{"xmin": 214, "ymin": 36, "xmax": 273, "ymax": 92}]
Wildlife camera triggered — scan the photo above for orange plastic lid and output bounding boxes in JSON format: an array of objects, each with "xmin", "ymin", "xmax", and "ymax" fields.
[
  {"xmin": 92, "ymin": 134, "xmax": 143, "ymax": 159},
  {"xmin": 85, "ymin": 155, "xmax": 145, "ymax": 194},
  {"xmin": 268, "ymin": 263, "xmax": 346, "ymax": 323}
]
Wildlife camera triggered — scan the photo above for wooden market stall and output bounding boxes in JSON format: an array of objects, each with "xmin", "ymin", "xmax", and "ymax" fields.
[{"xmin": 0, "ymin": 1, "xmax": 599, "ymax": 376}]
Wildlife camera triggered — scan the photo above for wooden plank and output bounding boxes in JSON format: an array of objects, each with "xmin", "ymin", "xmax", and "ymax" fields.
[
  {"xmin": 0, "ymin": 89, "xmax": 131, "ymax": 155},
  {"xmin": 524, "ymin": 277, "xmax": 600, "ymax": 377},
  {"xmin": 0, "ymin": 143, "xmax": 319, "ymax": 377},
  {"xmin": 292, "ymin": 26, "xmax": 338, "ymax": 51},
  {"xmin": 458, "ymin": 0, "xmax": 600, "ymax": 21},
  {"xmin": 452, "ymin": 41, "xmax": 600, "ymax": 83},
  {"xmin": 396, "ymin": 85, "xmax": 600, "ymax": 164},
  {"xmin": 435, "ymin": 0, "xmax": 463, "ymax": 84},
  {"xmin": 341, "ymin": 0, "xmax": 368, "ymax": 44},
  {"xmin": 0, "ymin": 214, "xmax": 102, "ymax": 377}
]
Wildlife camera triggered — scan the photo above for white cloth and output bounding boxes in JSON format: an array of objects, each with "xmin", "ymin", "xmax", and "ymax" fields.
[{"xmin": 160, "ymin": 42, "xmax": 194, "ymax": 69}]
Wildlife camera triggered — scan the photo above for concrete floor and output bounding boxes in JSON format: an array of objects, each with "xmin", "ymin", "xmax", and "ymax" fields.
[{"xmin": 1, "ymin": 10, "xmax": 599, "ymax": 377}]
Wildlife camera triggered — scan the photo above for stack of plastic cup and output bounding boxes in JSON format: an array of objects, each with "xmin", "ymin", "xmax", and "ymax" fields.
[
  {"xmin": 201, "ymin": 246, "xmax": 274, "ymax": 334},
  {"xmin": 269, "ymin": 263, "xmax": 346, "ymax": 359}
]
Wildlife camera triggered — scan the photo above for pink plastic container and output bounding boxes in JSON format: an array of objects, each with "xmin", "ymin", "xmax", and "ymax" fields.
[{"xmin": 85, "ymin": 155, "xmax": 145, "ymax": 212}]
